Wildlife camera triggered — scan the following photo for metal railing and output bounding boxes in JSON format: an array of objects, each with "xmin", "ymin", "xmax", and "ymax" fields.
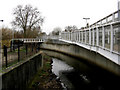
[
  {"xmin": 12, "ymin": 38, "xmax": 45, "ymax": 43},
  {"xmin": 46, "ymin": 35, "xmax": 60, "ymax": 40},
  {"xmin": 2, "ymin": 43, "xmax": 40, "ymax": 68},
  {"xmin": 60, "ymin": 10, "xmax": 120, "ymax": 65}
]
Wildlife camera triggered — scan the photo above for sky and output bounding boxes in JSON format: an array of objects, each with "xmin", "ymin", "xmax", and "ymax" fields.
[{"xmin": 0, "ymin": 0, "xmax": 119, "ymax": 34}]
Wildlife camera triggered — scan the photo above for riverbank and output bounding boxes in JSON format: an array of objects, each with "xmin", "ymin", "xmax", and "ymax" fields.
[{"xmin": 27, "ymin": 53, "xmax": 63, "ymax": 89}]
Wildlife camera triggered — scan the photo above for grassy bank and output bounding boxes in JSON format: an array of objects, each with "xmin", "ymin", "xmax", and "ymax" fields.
[{"xmin": 27, "ymin": 53, "xmax": 63, "ymax": 89}]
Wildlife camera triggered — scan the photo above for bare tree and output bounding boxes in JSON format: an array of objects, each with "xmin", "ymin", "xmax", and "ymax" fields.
[
  {"xmin": 12, "ymin": 5, "xmax": 44, "ymax": 38},
  {"xmin": 52, "ymin": 27, "xmax": 62, "ymax": 35},
  {"xmin": 65, "ymin": 25, "xmax": 77, "ymax": 32},
  {"xmin": 14, "ymin": 30, "xmax": 24, "ymax": 38}
]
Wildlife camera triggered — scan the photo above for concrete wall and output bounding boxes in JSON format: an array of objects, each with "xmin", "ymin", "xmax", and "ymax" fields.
[
  {"xmin": 41, "ymin": 41, "xmax": 120, "ymax": 77},
  {"xmin": 1, "ymin": 53, "xmax": 42, "ymax": 89}
]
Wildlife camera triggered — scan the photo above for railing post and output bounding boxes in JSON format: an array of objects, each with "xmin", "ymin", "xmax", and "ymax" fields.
[
  {"xmin": 96, "ymin": 27, "xmax": 99, "ymax": 46},
  {"xmin": 82, "ymin": 31, "xmax": 83, "ymax": 43},
  {"xmin": 63, "ymin": 32, "xmax": 65, "ymax": 40},
  {"xmin": 62, "ymin": 32, "xmax": 64, "ymax": 39},
  {"xmin": 75, "ymin": 31, "xmax": 78, "ymax": 42},
  {"xmin": 61, "ymin": 33, "xmax": 62, "ymax": 39},
  {"xmin": 68, "ymin": 32, "xmax": 69, "ymax": 40},
  {"xmin": 69, "ymin": 32, "xmax": 70, "ymax": 40},
  {"xmin": 85, "ymin": 30, "xmax": 87, "ymax": 44},
  {"xmin": 89, "ymin": 28, "xmax": 91, "ymax": 45},
  {"xmin": 32, "ymin": 44, "xmax": 33, "ymax": 52},
  {"xmin": 78, "ymin": 31, "xmax": 79, "ymax": 42},
  {"xmin": 69, "ymin": 31, "xmax": 71, "ymax": 41},
  {"xmin": 4, "ymin": 45, "xmax": 7, "ymax": 67},
  {"xmin": 93, "ymin": 28, "xmax": 95, "ymax": 46},
  {"xmin": 62, "ymin": 33, "xmax": 64, "ymax": 39},
  {"xmin": 75, "ymin": 31, "xmax": 76, "ymax": 42},
  {"xmin": 71, "ymin": 32, "xmax": 73, "ymax": 41},
  {"xmin": 65, "ymin": 32, "xmax": 67, "ymax": 40},
  {"xmin": 18, "ymin": 41, "xmax": 20, "ymax": 62},
  {"xmin": 74, "ymin": 32, "xmax": 75, "ymax": 41},
  {"xmin": 66, "ymin": 32, "xmax": 68, "ymax": 40},
  {"xmin": 65, "ymin": 32, "xmax": 66, "ymax": 40},
  {"xmin": 73, "ymin": 32, "xmax": 75, "ymax": 41},
  {"xmin": 67, "ymin": 33, "xmax": 68, "ymax": 40},
  {"xmin": 66, "ymin": 32, "xmax": 67, "ymax": 40},
  {"xmin": 79, "ymin": 31, "xmax": 80, "ymax": 42},
  {"xmin": 72, "ymin": 32, "xmax": 74, "ymax": 41},
  {"xmin": 102, "ymin": 26, "xmax": 105, "ymax": 48},
  {"xmin": 26, "ymin": 44, "xmax": 28, "ymax": 55},
  {"xmin": 73, "ymin": 31, "xmax": 75, "ymax": 41},
  {"xmin": 118, "ymin": 1, "xmax": 120, "ymax": 64},
  {"xmin": 36, "ymin": 44, "xmax": 38, "ymax": 53},
  {"xmin": 112, "ymin": 13, "xmax": 115, "ymax": 22},
  {"xmin": 67, "ymin": 32, "xmax": 68, "ymax": 40},
  {"xmin": 110, "ymin": 24, "xmax": 113, "ymax": 52},
  {"xmin": 106, "ymin": 18, "xmax": 108, "ymax": 23},
  {"xmin": 76, "ymin": 31, "xmax": 78, "ymax": 42}
]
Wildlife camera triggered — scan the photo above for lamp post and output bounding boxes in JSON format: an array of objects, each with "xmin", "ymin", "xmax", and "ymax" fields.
[
  {"xmin": 0, "ymin": 20, "xmax": 4, "ymax": 22},
  {"xmin": 0, "ymin": 20, "xmax": 3, "ymax": 74},
  {"xmin": 83, "ymin": 18, "xmax": 90, "ymax": 27}
]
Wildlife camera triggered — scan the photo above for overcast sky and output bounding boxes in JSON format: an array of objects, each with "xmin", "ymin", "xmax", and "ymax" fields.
[{"xmin": 0, "ymin": 0, "xmax": 119, "ymax": 34}]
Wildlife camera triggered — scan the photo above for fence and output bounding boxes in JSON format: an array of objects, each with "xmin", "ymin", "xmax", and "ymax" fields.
[
  {"xmin": 2, "ymin": 41, "xmax": 40, "ymax": 68},
  {"xmin": 60, "ymin": 10, "xmax": 120, "ymax": 65},
  {"xmin": 61, "ymin": 10, "xmax": 120, "ymax": 54}
]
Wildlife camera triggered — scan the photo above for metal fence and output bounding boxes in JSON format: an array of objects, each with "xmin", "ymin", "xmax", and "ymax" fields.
[
  {"xmin": 61, "ymin": 10, "xmax": 120, "ymax": 54},
  {"xmin": 60, "ymin": 10, "xmax": 120, "ymax": 64},
  {"xmin": 2, "ymin": 41, "xmax": 40, "ymax": 68},
  {"xmin": 61, "ymin": 22, "xmax": 120, "ymax": 53}
]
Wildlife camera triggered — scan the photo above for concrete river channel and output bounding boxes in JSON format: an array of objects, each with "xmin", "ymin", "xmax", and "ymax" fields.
[{"xmin": 42, "ymin": 49, "xmax": 120, "ymax": 90}]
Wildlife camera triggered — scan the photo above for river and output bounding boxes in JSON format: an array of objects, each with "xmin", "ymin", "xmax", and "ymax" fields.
[{"xmin": 42, "ymin": 49, "xmax": 120, "ymax": 90}]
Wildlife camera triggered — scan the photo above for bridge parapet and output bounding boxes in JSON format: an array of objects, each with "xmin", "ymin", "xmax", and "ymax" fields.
[{"xmin": 60, "ymin": 10, "xmax": 120, "ymax": 65}]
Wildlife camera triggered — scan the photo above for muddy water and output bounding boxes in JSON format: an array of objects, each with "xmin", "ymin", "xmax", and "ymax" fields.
[{"xmin": 42, "ymin": 49, "xmax": 120, "ymax": 90}]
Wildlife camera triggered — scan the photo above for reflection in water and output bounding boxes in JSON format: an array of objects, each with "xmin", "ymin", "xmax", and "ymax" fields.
[
  {"xmin": 42, "ymin": 49, "xmax": 120, "ymax": 90},
  {"xmin": 52, "ymin": 58, "xmax": 73, "ymax": 77},
  {"xmin": 52, "ymin": 58, "xmax": 74, "ymax": 89}
]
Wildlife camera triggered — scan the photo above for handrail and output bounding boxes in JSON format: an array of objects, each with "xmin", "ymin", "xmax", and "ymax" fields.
[
  {"xmin": 60, "ymin": 10, "xmax": 120, "ymax": 65},
  {"xmin": 90, "ymin": 10, "xmax": 120, "ymax": 27}
]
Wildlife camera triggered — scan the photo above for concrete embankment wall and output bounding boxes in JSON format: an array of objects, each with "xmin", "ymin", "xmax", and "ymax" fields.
[
  {"xmin": 40, "ymin": 40, "xmax": 120, "ymax": 76},
  {"xmin": 1, "ymin": 52, "xmax": 42, "ymax": 89}
]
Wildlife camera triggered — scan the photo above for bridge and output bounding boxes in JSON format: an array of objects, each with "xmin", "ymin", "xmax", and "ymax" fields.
[
  {"xmin": 11, "ymin": 38, "xmax": 45, "ymax": 43},
  {"xmin": 11, "ymin": 10, "xmax": 120, "ymax": 66},
  {"xmin": 60, "ymin": 10, "xmax": 120, "ymax": 65},
  {"xmin": 1, "ymin": 5, "xmax": 120, "ymax": 89}
]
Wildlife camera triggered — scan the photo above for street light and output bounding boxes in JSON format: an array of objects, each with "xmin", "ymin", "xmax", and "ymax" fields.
[
  {"xmin": 0, "ymin": 20, "xmax": 3, "ymax": 54},
  {"xmin": 0, "ymin": 20, "xmax": 4, "ymax": 22},
  {"xmin": 83, "ymin": 18, "xmax": 90, "ymax": 27}
]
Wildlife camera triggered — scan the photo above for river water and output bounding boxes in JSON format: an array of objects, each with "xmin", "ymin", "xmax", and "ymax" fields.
[{"xmin": 42, "ymin": 49, "xmax": 120, "ymax": 90}]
